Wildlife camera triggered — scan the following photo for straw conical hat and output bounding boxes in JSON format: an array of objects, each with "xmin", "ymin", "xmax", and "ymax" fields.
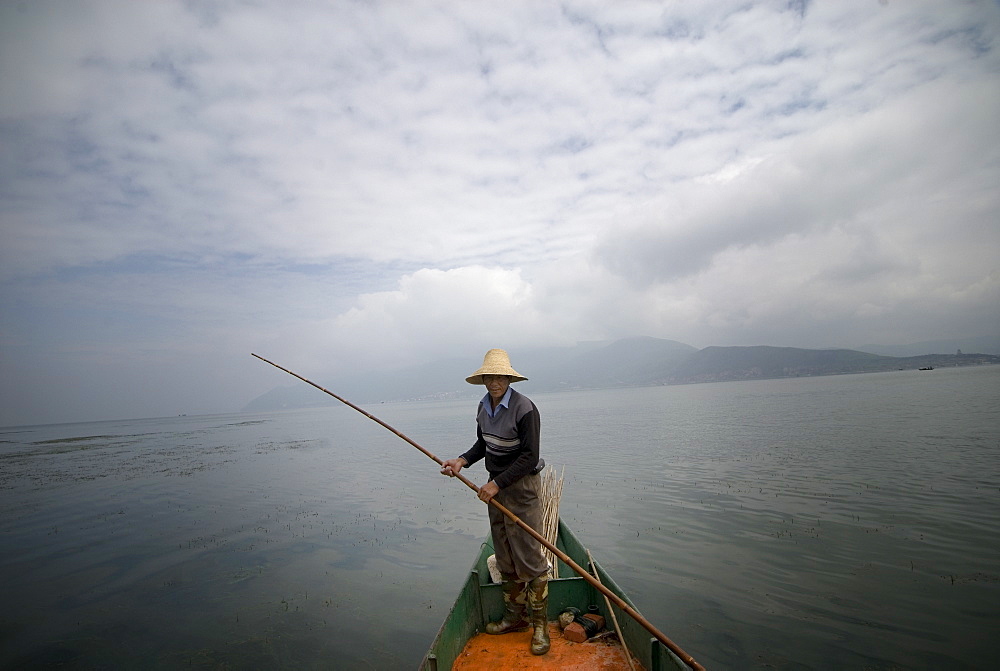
[{"xmin": 466, "ymin": 349, "xmax": 528, "ymax": 385}]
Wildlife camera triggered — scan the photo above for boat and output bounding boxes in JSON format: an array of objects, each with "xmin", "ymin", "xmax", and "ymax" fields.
[
  {"xmin": 420, "ymin": 519, "xmax": 697, "ymax": 670},
  {"xmin": 919, "ymin": 366, "xmax": 934, "ymax": 371}
]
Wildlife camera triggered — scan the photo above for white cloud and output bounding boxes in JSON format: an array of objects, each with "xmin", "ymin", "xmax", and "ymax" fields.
[
  {"xmin": 310, "ymin": 265, "xmax": 564, "ymax": 372},
  {"xmin": 1, "ymin": 0, "xmax": 998, "ymax": 424}
]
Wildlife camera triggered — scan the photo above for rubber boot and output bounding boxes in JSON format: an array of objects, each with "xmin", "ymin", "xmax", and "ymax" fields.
[
  {"xmin": 527, "ymin": 575, "xmax": 550, "ymax": 655},
  {"xmin": 485, "ymin": 575, "xmax": 528, "ymax": 634}
]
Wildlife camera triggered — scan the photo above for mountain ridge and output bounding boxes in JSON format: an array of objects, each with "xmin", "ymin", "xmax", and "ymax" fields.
[{"xmin": 243, "ymin": 337, "xmax": 1000, "ymax": 412}]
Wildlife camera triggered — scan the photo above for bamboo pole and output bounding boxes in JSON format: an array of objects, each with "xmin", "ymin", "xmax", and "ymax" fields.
[{"xmin": 251, "ymin": 353, "xmax": 705, "ymax": 671}]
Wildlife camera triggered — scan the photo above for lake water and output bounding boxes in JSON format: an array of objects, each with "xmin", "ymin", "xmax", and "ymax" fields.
[{"xmin": 1, "ymin": 365, "xmax": 998, "ymax": 670}]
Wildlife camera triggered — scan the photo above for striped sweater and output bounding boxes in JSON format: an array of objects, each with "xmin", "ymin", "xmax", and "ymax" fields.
[{"xmin": 460, "ymin": 388, "xmax": 542, "ymax": 490}]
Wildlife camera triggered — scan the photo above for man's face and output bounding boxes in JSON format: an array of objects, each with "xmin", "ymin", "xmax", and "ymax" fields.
[{"xmin": 483, "ymin": 374, "xmax": 511, "ymax": 402}]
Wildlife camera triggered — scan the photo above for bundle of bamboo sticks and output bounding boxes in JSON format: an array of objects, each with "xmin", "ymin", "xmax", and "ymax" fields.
[{"xmin": 540, "ymin": 464, "xmax": 565, "ymax": 578}]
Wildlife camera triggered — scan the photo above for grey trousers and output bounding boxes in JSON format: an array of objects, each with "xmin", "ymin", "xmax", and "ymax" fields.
[{"xmin": 488, "ymin": 473, "xmax": 549, "ymax": 582}]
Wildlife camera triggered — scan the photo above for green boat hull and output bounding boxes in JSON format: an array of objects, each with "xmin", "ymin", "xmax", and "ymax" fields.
[{"xmin": 419, "ymin": 519, "xmax": 689, "ymax": 671}]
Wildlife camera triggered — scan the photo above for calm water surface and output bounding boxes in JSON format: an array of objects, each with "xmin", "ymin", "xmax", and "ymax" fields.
[{"xmin": 1, "ymin": 365, "xmax": 998, "ymax": 669}]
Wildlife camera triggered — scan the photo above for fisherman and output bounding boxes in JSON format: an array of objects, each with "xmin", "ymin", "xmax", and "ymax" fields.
[{"xmin": 440, "ymin": 348, "xmax": 550, "ymax": 656}]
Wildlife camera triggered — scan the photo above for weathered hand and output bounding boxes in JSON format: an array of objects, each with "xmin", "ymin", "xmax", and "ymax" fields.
[
  {"xmin": 478, "ymin": 480, "xmax": 499, "ymax": 503},
  {"xmin": 440, "ymin": 458, "xmax": 465, "ymax": 477}
]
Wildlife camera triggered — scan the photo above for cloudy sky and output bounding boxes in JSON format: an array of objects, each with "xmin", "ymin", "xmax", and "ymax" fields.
[{"xmin": 1, "ymin": 1, "xmax": 998, "ymax": 426}]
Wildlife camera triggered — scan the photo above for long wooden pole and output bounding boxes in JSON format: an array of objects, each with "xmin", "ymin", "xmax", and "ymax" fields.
[{"xmin": 251, "ymin": 353, "xmax": 704, "ymax": 671}]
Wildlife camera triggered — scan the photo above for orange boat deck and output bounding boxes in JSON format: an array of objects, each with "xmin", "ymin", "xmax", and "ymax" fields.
[{"xmin": 452, "ymin": 623, "xmax": 645, "ymax": 671}]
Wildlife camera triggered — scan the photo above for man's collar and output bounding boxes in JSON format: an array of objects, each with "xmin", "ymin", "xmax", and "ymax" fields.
[{"xmin": 482, "ymin": 386, "xmax": 513, "ymax": 416}]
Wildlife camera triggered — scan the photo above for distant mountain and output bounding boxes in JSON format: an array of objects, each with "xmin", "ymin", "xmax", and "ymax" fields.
[
  {"xmin": 243, "ymin": 337, "xmax": 1000, "ymax": 411},
  {"xmin": 242, "ymin": 383, "xmax": 342, "ymax": 413},
  {"xmin": 643, "ymin": 344, "xmax": 998, "ymax": 385},
  {"xmin": 667, "ymin": 346, "xmax": 889, "ymax": 383},
  {"xmin": 522, "ymin": 336, "xmax": 697, "ymax": 389},
  {"xmin": 855, "ymin": 336, "xmax": 1000, "ymax": 357}
]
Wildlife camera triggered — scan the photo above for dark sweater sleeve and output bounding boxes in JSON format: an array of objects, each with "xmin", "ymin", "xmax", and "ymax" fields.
[
  {"xmin": 460, "ymin": 425, "xmax": 487, "ymax": 467},
  {"xmin": 492, "ymin": 403, "xmax": 540, "ymax": 490}
]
